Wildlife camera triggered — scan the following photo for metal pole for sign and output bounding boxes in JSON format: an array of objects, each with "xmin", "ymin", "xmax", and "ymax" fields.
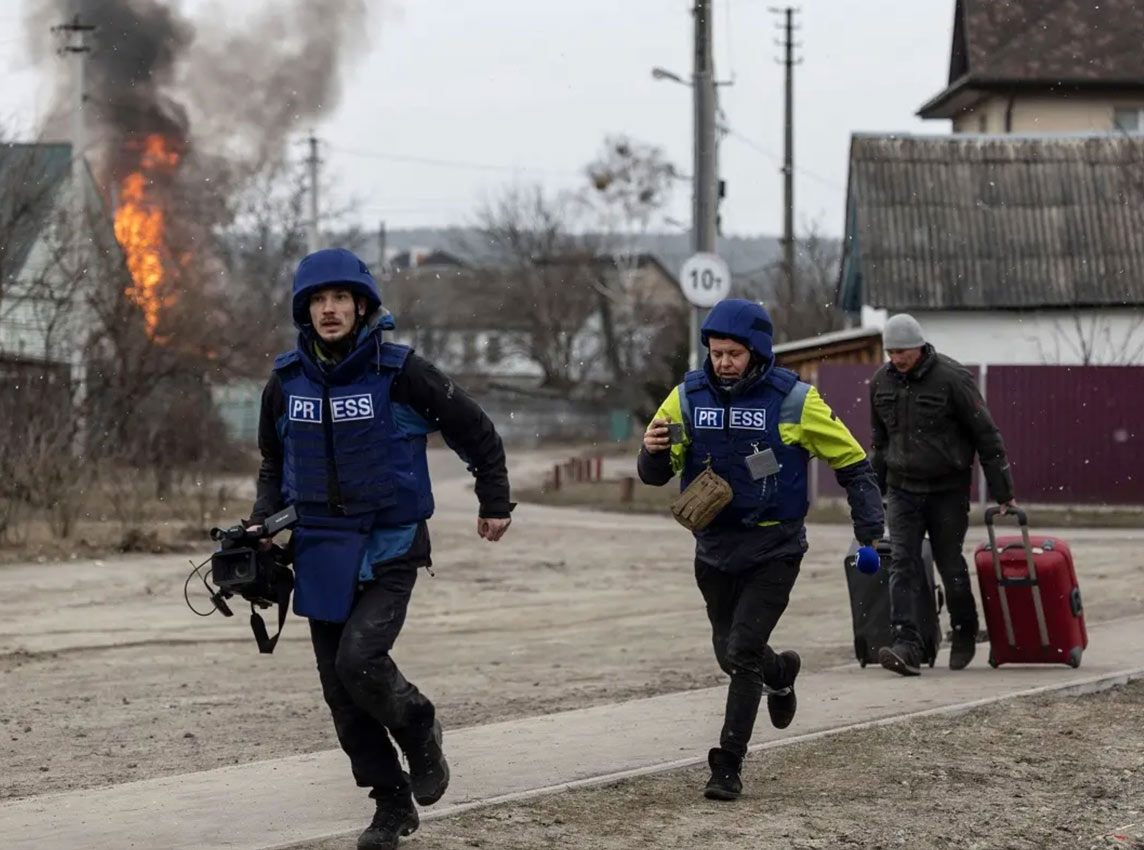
[
  {"xmin": 690, "ymin": 0, "xmax": 717, "ymax": 373},
  {"xmin": 689, "ymin": 307, "xmax": 700, "ymax": 371}
]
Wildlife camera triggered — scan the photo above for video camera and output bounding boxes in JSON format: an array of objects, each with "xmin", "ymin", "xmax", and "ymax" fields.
[
  {"xmin": 209, "ymin": 505, "xmax": 297, "ymax": 611},
  {"xmin": 185, "ymin": 505, "xmax": 298, "ymax": 654}
]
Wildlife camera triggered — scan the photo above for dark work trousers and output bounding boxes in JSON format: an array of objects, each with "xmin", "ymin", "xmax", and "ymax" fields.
[
  {"xmin": 886, "ymin": 486, "xmax": 978, "ymax": 648},
  {"xmin": 309, "ymin": 565, "xmax": 435, "ymax": 801},
  {"xmin": 695, "ymin": 555, "xmax": 802, "ymax": 759}
]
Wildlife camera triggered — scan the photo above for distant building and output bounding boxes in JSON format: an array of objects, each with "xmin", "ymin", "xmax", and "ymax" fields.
[
  {"xmin": 919, "ymin": 0, "xmax": 1144, "ymax": 135},
  {"xmin": 385, "ymin": 249, "xmax": 686, "ymax": 389},
  {"xmin": 837, "ymin": 134, "xmax": 1144, "ymax": 366}
]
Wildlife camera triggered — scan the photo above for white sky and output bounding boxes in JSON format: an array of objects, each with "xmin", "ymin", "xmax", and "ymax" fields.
[{"xmin": 0, "ymin": 0, "xmax": 955, "ymax": 238}]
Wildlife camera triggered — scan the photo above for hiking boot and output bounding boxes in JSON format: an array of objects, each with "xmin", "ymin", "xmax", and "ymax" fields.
[
  {"xmin": 396, "ymin": 718, "xmax": 450, "ymax": 806},
  {"xmin": 767, "ymin": 650, "xmax": 801, "ymax": 729},
  {"xmin": 357, "ymin": 796, "xmax": 419, "ymax": 850},
  {"xmin": 878, "ymin": 642, "xmax": 922, "ymax": 677},
  {"xmin": 703, "ymin": 747, "xmax": 743, "ymax": 801},
  {"xmin": 949, "ymin": 623, "xmax": 978, "ymax": 671}
]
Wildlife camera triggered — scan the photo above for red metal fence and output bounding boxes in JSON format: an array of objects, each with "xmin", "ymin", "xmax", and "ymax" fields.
[{"xmin": 812, "ymin": 363, "xmax": 1144, "ymax": 506}]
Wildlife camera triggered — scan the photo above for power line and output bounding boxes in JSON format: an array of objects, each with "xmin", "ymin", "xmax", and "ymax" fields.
[
  {"xmin": 725, "ymin": 128, "xmax": 844, "ymax": 191},
  {"xmin": 326, "ymin": 144, "xmax": 583, "ymax": 178}
]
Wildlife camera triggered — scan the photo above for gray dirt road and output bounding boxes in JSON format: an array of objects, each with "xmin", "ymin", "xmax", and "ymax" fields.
[{"xmin": 2, "ymin": 448, "xmax": 1143, "ymax": 804}]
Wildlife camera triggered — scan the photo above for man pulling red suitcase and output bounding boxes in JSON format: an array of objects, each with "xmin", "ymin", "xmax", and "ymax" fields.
[{"xmin": 869, "ymin": 314, "xmax": 1016, "ymax": 676}]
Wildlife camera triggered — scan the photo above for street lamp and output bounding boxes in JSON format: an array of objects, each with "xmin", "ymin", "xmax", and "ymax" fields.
[{"xmin": 651, "ymin": 66, "xmax": 689, "ymax": 86}]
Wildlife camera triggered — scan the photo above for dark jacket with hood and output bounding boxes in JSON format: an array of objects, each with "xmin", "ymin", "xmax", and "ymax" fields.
[
  {"xmin": 869, "ymin": 344, "xmax": 1013, "ymax": 503},
  {"xmin": 638, "ymin": 299, "xmax": 884, "ymax": 571}
]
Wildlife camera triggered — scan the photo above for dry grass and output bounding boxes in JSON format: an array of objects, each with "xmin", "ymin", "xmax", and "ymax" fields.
[{"xmin": 0, "ymin": 463, "xmax": 257, "ymax": 565}]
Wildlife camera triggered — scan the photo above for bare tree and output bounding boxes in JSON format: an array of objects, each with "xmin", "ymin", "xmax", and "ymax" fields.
[
  {"xmin": 471, "ymin": 184, "xmax": 602, "ymax": 391},
  {"xmin": 580, "ymin": 136, "xmax": 683, "ymax": 401},
  {"xmin": 740, "ymin": 222, "xmax": 844, "ymax": 344},
  {"xmin": 1039, "ymin": 309, "xmax": 1144, "ymax": 366}
]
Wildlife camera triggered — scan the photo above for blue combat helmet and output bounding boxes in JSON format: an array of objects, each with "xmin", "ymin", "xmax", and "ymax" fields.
[
  {"xmin": 700, "ymin": 298, "xmax": 774, "ymax": 362},
  {"xmin": 291, "ymin": 248, "xmax": 383, "ymax": 329}
]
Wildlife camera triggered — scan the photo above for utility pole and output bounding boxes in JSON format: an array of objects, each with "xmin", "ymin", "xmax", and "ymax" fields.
[
  {"xmin": 691, "ymin": 0, "xmax": 719, "ymax": 370},
  {"xmin": 53, "ymin": 14, "xmax": 95, "ymax": 456},
  {"xmin": 770, "ymin": 6, "xmax": 801, "ymax": 300},
  {"xmin": 306, "ymin": 134, "xmax": 321, "ymax": 253},
  {"xmin": 54, "ymin": 15, "xmax": 94, "ymax": 223},
  {"xmin": 377, "ymin": 220, "xmax": 388, "ymax": 275}
]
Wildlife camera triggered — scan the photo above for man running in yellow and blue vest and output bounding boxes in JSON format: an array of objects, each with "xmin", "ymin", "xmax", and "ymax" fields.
[{"xmin": 639, "ymin": 299, "xmax": 883, "ymax": 801}]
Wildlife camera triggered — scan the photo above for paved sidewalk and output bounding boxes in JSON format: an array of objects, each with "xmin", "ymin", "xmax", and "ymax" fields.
[{"xmin": 3, "ymin": 615, "xmax": 1142, "ymax": 850}]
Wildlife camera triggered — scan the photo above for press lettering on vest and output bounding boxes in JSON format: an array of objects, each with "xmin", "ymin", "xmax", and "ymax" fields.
[
  {"xmin": 289, "ymin": 395, "xmax": 322, "ymax": 423},
  {"xmin": 693, "ymin": 407, "xmax": 725, "ymax": 429},
  {"xmin": 729, "ymin": 408, "xmax": 767, "ymax": 430},
  {"xmin": 330, "ymin": 393, "xmax": 375, "ymax": 422}
]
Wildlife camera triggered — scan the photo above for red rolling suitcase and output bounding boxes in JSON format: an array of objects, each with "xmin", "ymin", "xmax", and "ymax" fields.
[{"xmin": 974, "ymin": 506, "xmax": 1087, "ymax": 668}]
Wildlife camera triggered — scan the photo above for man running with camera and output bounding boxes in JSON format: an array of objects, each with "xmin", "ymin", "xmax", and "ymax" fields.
[{"xmin": 248, "ymin": 248, "xmax": 513, "ymax": 850}]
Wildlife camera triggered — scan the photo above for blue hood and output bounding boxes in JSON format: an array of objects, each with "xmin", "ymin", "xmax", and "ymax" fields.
[
  {"xmin": 700, "ymin": 298, "xmax": 774, "ymax": 361},
  {"xmin": 292, "ymin": 248, "xmax": 383, "ymax": 329}
]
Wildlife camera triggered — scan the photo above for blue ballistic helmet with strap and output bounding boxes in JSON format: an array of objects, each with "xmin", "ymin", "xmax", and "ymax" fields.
[
  {"xmin": 700, "ymin": 298, "xmax": 774, "ymax": 361},
  {"xmin": 291, "ymin": 248, "xmax": 383, "ymax": 329}
]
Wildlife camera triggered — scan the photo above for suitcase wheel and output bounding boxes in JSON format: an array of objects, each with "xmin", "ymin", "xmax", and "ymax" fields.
[
  {"xmin": 859, "ymin": 658, "xmax": 867, "ymax": 668},
  {"xmin": 928, "ymin": 657, "xmax": 935, "ymax": 668},
  {"xmin": 988, "ymin": 649, "xmax": 999, "ymax": 669},
  {"xmin": 1068, "ymin": 646, "xmax": 1083, "ymax": 669}
]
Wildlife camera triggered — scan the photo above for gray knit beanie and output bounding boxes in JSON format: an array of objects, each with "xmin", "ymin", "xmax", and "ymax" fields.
[{"xmin": 882, "ymin": 313, "xmax": 926, "ymax": 350}]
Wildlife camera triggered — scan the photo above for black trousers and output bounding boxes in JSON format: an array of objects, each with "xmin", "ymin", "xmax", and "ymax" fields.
[
  {"xmin": 309, "ymin": 565, "xmax": 434, "ymax": 801},
  {"xmin": 695, "ymin": 555, "xmax": 802, "ymax": 759},
  {"xmin": 886, "ymin": 486, "xmax": 979, "ymax": 647}
]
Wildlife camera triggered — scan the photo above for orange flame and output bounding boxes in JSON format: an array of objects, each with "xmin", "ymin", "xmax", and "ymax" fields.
[{"xmin": 114, "ymin": 134, "xmax": 180, "ymax": 336}]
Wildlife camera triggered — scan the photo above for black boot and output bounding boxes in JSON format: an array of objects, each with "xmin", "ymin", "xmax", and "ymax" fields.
[
  {"xmin": 878, "ymin": 642, "xmax": 922, "ymax": 677},
  {"xmin": 394, "ymin": 718, "xmax": 450, "ymax": 806},
  {"xmin": 703, "ymin": 747, "xmax": 743, "ymax": 801},
  {"xmin": 357, "ymin": 796, "xmax": 419, "ymax": 850},
  {"xmin": 949, "ymin": 622, "xmax": 978, "ymax": 671},
  {"xmin": 767, "ymin": 650, "xmax": 801, "ymax": 729}
]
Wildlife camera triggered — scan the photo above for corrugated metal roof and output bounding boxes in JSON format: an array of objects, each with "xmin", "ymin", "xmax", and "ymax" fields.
[
  {"xmin": 839, "ymin": 134, "xmax": 1144, "ymax": 311},
  {"xmin": 920, "ymin": 0, "xmax": 1144, "ymax": 118},
  {"xmin": 771, "ymin": 326, "xmax": 881, "ymax": 355}
]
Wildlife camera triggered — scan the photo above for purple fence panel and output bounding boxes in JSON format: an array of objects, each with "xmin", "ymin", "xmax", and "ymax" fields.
[
  {"xmin": 985, "ymin": 366, "xmax": 1144, "ymax": 505},
  {"xmin": 813, "ymin": 364, "xmax": 879, "ymax": 500}
]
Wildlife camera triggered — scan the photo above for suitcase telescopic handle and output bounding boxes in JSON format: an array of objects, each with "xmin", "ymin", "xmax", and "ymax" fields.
[
  {"xmin": 984, "ymin": 505, "xmax": 1027, "ymax": 526},
  {"xmin": 983, "ymin": 505, "xmax": 1050, "ymax": 650}
]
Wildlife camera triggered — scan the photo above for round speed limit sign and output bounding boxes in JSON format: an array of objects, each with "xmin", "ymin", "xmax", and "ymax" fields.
[{"xmin": 679, "ymin": 252, "xmax": 731, "ymax": 308}]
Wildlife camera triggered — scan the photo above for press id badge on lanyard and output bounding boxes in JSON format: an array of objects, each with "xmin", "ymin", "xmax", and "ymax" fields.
[{"xmin": 745, "ymin": 443, "xmax": 781, "ymax": 480}]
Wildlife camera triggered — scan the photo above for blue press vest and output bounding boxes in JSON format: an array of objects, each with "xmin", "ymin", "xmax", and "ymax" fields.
[
  {"xmin": 273, "ymin": 338, "xmax": 434, "ymax": 525},
  {"xmin": 679, "ymin": 366, "xmax": 811, "ymax": 527}
]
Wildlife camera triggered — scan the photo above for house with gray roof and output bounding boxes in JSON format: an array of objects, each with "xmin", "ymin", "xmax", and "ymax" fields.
[
  {"xmin": 920, "ymin": 0, "xmax": 1144, "ymax": 135},
  {"xmin": 837, "ymin": 133, "xmax": 1144, "ymax": 366}
]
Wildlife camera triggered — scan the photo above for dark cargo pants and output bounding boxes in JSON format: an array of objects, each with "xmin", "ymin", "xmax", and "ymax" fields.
[
  {"xmin": 886, "ymin": 486, "xmax": 978, "ymax": 648},
  {"xmin": 309, "ymin": 565, "xmax": 435, "ymax": 801},
  {"xmin": 696, "ymin": 555, "xmax": 802, "ymax": 758}
]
